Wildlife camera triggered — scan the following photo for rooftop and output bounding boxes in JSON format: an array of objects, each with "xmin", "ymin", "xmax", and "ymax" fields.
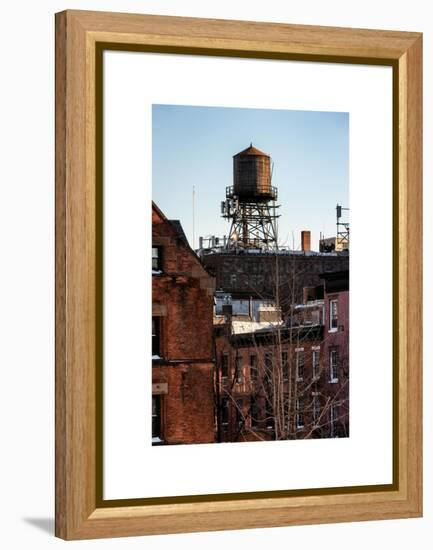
[{"xmin": 233, "ymin": 143, "xmax": 270, "ymax": 157}]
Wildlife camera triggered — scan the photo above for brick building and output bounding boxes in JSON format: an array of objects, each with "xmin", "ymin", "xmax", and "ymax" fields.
[
  {"xmin": 320, "ymin": 270, "xmax": 350, "ymax": 438},
  {"xmin": 213, "ymin": 270, "xmax": 349, "ymax": 442},
  {"xmin": 201, "ymin": 249, "xmax": 349, "ymax": 303},
  {"xmin": 152, "ymin": 202, "xmax": 216, "ymax": 445}
]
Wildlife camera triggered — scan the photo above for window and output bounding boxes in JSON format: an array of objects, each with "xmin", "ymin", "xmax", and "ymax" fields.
[
  {"xmin": 221, "ymin": 353, "xmax": 229, "ymax": 378},
  {"xmin": 235, "ymin": 355, "xmax": 243, "ymax": 383},
  {"xmin": 152, "ymin": 246, "xmax": 162, "ymax": 271},
  {"xmin": 296, "ymin": 350, "xmax": 304, "ymax": 381},
  {"xmin": 221, "ymin": 398, "xmax": 229, "ymax": 425},
  {"xmin": 329, "ymin": 299, "xmax": 338, "ymax": 330},
  {"xmin": 250, "ymin": 396, "xmax": 260, "ymax": 428},
  {"xmin": 313, "ymin": 395, "xmax": 320, "ymax": 424},
  {"xmin": 250, "ymin": 354, "xmax": 257, "ymax": 381},
  {"xmin": 152, "ymin": 316, "xmax": 161, "ymax": 358},
  {"xmin": 236, "ymin": 399, "xmax": 243, "ymax": 427},
  {"xmin": 296, "ymin": 398, "xmax": 304, "ymax": 429},
  {"xmin": 232, "ymin": 299, "xmax": 249, "ymax": 316},
  {"xmin": 282, "ymin": 351, "xmax": 289, "ymax": 381},
  {"xmin": 264, "ymin": 353, "xmax": 273, "ymax": 389},
  {"xmin": 265, "ymin": 400, "xmax": 274, "ymax": 430},
  {"xmin": 330, "ymin": 404, "xmax": 338, "ymax": 436},
  {"xmin": 312, "ymin": 349, "xmax": 320, "ymax": 378},
  {"xmin": 330, "ymin": 349, "xmax": 339, "ymax": 382},
  {"xmin": 152, "ymin": 395, "xmax": 162, "ymax": 440}
]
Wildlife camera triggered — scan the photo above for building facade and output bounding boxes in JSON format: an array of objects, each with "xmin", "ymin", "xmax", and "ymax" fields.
[
  {"xmin": 152, "ymin": 202, "xmax": 216, "ymax": 445},
  {"xmin": 201, "ymin": 249, "xmax": 349, "ymax": 303},
  {"xmin": 320, "ymin": 270, "xmax": 350, "ymax": 438},
  {"xmin": 213, "ymin": 270, "xmax": 349, "ymax": 442}
]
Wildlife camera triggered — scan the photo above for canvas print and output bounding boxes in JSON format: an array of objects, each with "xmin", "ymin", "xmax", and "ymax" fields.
[{"xmin": 151, "ymin": 105, "xmax": 349, "ymax": 445}]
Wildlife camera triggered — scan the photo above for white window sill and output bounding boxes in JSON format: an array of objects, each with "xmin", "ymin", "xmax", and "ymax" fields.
[
  {"xmin": 329, "ymin": 378, "xmax": 339, "ymax": 384},
  {"xmin": 328, "ymin": 328, "xmax": 338, "ymax": 333}
]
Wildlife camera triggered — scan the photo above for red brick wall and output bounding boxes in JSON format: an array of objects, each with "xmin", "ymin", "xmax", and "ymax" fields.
[
  {"xmin": 152, "ymin": 206, "xmax": 214, "ymax": 361},
  {"xmin": 321, "ymin": 288, "xmax": 350, "ymax": 437},
  {"xmin": 152, "ymin": 363, "xmax": 215, "ymax": 444},
  {"xmin": 152, "ymin": 204, "xmax": 216, "ymax": 444}
]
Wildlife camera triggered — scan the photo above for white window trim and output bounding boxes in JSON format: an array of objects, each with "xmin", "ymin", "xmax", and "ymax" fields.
[
  {"xmin": 296, "ymin": 399, "xmax": 305, "ymax": 429},
  {"xmin": 296, "ymin": 350, "xmax": 304, "ymax": 382},
  {"xmin": 329, "ymin": 299, "xmax": 338, "ymax": 333},
  {"xmin": 312, "ymin": 349, "xmax": 320, "ymax": 379},
  {"xmin": 329, "ymin": 350, "xmax": 339, "ymax": 383}
]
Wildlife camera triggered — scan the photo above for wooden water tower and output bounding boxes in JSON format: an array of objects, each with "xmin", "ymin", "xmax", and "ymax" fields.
[{"xmin": 221, "ymin": 144, "xmax": 280, "ymax": 249}]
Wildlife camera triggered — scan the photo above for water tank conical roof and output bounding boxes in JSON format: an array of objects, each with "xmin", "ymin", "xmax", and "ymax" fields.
[
  {"xmin": 234, "ymin": 143, "xmax": 270, "ymax": 158},
  {"xmin": 232, "ymin": 143, "xmax": 274, "ymax": 201}
]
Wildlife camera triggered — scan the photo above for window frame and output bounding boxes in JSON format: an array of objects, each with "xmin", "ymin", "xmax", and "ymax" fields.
[
  {"xmin": 250, "ymin": 396, "xmax": 260, "ymax": 428},
  {"xmin": 313, "ymin": 395, "xmax": 320, "ymax": 424},
  {"xmin": 152, "ymin": 316, "xmax": 161, "ymax": 358},
  {"xmin": 282, "ymin": 351, "xmax": 289, "ymax": 381},
  {"xmin": 296, "ymin": 349, "xmax": 305, "ymax": 381},
  {"xmin": 329, "ymin": 349, "xmax": 339, "ymax": 383},
  {"xmin": 221, "ymin": 397, "xmax": 230, "ymax": 426},
  {"xmin": 152, "ymin": 395, "xmax": 163, "ymax": 441},
  {"xmin": 329, "ymin": 298, "xmax": 338, "ymax": 332},
  {"xmin": 221, "ymin": 353, "xmax": 229, "ymax": 379},
  {"xmin": 312, "ymin": 349, "xmax": 320, "ymax": 379},
  {"xmin": 296, "ymin": 397, "xmax": 305, "ymax": 429},
  {"xmin": 250, "ymin": 354, "xmax": 257, "ymax": 382},
  {"xmin": 235, "ymin": 354, "xmax": 243, "ymax": 383},
  {"xmin": 152, "ymin": 245, "xmax": 163, "ymax": 272}
]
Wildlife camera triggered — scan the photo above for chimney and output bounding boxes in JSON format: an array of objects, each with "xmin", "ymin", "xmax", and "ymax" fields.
[{"xmin": 301, "ymin": 231, "xmax": 311, "ymax": 252}]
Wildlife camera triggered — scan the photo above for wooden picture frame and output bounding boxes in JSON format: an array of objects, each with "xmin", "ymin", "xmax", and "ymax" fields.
[{"xmin": 55, "ymin": 9, "xmax": 422, "ymax": 540}]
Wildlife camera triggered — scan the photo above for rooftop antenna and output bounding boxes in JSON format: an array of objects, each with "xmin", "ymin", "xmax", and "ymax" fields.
[
  {"xmin": 192, "ymin": 185, "xmax": 196, "ymax": 249},
  {"xmin": 336, "ymin": 203, "xmax": 350, "ymax": 249}
]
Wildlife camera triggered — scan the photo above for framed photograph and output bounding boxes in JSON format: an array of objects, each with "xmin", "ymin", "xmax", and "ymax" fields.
[{"xmin": 55, "ymin": 10, "xmax": 422, "ymax": 540}]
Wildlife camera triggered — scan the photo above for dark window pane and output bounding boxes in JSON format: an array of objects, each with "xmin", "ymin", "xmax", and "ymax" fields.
[
  {"xmin": 221, "ymin": 398, "xmax": 229, "ymax": 424},
  {"xmin": 250, "ymin": 396, "xmax": 260, "ymax": 427},
  {"xmin": 236, "ymin": 399, "xmax": 243, "ymax": 427},
  {"xmin": 221, "ymin": 353, "xmax": 229, "ymax": 378},
  {"xmin": 235, "ymin": 355, "xmax": 243, "ymax": 383},
  {"xmin": 152, "ymin": 317, "xmax": 161, "ymax": 357},
  {"xmin": 250, "ymin": 355, "xmax": 257, "ymax": 381},
  {"xmin": 152, "ymin": 395, "xmax": 161, "ymax": 438},
  {"xmin": 282, "ymin": 351, "xmax": 289, "ymax": 380},
  {"xmin": 313, "ymin": 350, "xmax": 320, "ymax": 378},
  {"xmin": 296, "ymin": 351, "xmax": 304, "ymax": 380}
]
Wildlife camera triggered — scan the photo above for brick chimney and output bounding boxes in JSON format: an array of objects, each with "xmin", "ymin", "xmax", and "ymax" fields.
[{"xmin": 301, "ymin": 231, "xmax": 311, "ymax": 252}]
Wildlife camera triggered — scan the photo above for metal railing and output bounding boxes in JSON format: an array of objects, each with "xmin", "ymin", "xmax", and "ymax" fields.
[{"xmin": 225, "ymin": 185, "xmax": 278, "ymax": 201}]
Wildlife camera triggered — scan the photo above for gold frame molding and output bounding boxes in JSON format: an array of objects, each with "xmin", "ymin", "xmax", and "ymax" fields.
[{"xmin": 55, "ymin": 10, "xmax": 423, "ymax": 540}]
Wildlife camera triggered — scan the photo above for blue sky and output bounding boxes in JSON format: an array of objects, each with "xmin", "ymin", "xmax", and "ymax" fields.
[{"xmin": 152, "ymin": 104, "xmax": 349, "ymax": 251}]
